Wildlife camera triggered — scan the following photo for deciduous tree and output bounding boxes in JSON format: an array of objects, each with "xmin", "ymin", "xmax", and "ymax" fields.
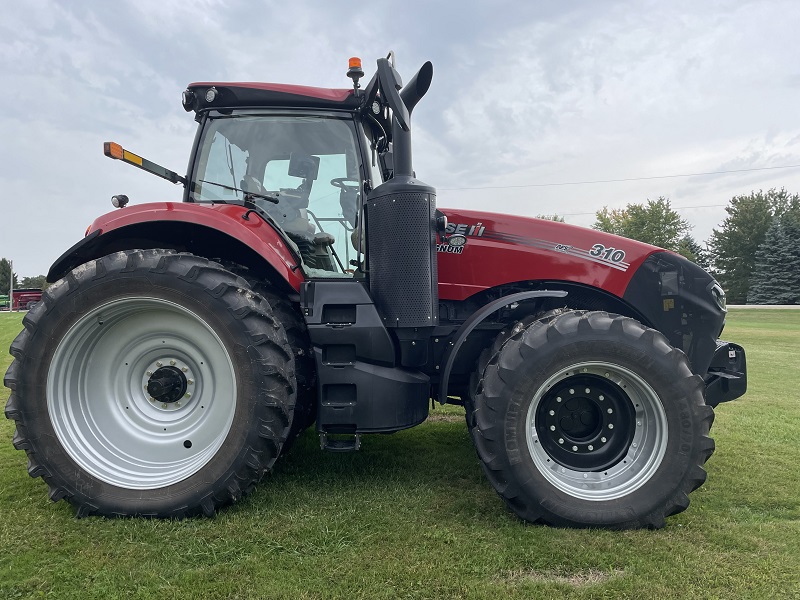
[
  {"xmin": 593, "ymin": 197, "xmax": 691, "ymax": 252},
  {"xmin": 19, "ymin": 275, "xmax": 48, "ymax": 290}
]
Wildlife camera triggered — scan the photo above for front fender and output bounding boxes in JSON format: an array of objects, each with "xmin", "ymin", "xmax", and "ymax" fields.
[
  {"xmin": 437, "ymin": 289, "xmax": 568, "ymax": 402},
  {"xmin": 48, "ymin": 202, "xmax": 305, "ymax": 291}
]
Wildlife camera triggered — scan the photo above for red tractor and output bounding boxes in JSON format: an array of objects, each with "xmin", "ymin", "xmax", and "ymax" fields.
[{"xmin": 4, "ymin": 55, "xmax": 746, "ymax": 528}]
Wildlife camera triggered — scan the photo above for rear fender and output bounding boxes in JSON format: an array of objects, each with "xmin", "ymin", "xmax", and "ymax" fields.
[{"xmin": 48, "ymin": 203, "xmax": 305, "ymax": 291}]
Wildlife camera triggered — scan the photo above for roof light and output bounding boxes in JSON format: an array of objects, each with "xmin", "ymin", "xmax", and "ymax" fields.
[
  {"xmin": 205, "ymin": 87, "xmax": 218, "ymax": 102},
  {"xmin": 347, "ymin": 57, "xmax": 364, "ymax": 91},
  {"xmin": 182, "ymin": 89, "xmax": 195, "ymax": 112},
  {"xmin": 111, "ymin": 194, "xmax": 129, "ymax": 209}
]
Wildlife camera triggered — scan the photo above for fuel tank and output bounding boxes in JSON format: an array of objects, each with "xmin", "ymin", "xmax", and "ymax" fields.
[{"xmin": 436, "ymin": 209, "xmax": 662, "ymax": 301}]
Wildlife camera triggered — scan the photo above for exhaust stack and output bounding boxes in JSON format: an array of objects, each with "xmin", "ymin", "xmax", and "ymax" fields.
[{"xmin": 366, "ymin": 59, "xmax": 438, "ymax": 330}]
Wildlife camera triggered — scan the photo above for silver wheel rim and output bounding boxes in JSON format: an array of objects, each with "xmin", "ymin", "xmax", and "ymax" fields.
[
  {"xmin": 525, "ymin": 361, "xmax": 668, "ymax": 501},
  {"xmin": 47, "ymin": 297, "xmax": 236, "ymax": 489}
]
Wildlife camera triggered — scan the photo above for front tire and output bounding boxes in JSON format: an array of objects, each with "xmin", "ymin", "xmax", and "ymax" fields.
[
  {"xmin": 4, "ymin": 250, "xmax": 295, "ymax": 517},
  {"xmin": 470, "ymin": 310, "xmax": 714, "ymax": 529}
]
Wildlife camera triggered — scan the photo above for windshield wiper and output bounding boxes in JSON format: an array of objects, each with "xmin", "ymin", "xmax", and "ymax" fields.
[{"xmin": 199, "ymin": 180, "xmax": 280, "ymax": 204}]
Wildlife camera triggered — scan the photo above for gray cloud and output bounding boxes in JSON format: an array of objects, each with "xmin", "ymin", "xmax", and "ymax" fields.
[{"xmin": 1, "ymin": 0, "xmax": 800, "ymax": 276}]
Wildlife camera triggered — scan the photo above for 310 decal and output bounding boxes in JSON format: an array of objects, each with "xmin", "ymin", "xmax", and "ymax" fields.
[{"xmin": 589, "ymin": 243, "xmax": 626, "ymax": 264}]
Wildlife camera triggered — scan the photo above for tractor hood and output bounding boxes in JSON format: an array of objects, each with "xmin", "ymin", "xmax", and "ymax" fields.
[{"xmin": 436, "ymin": 208, "xmax": 662, "ymax": 301}]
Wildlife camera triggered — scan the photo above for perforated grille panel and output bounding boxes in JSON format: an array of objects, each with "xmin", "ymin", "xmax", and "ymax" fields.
[{"xmin": 367, "ymin": 191, "xmax": 438, "ymax": 327}]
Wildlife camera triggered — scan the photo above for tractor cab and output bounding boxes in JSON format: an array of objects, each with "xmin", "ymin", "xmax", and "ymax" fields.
[{"xmin": 187, "ymin": 110, "xmax": 368, "ymax": 276}]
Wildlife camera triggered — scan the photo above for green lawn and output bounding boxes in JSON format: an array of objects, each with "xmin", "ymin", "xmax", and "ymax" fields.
[{"xmin": 1, "ymin": 309, "xmax": 798, "ymax": 599}]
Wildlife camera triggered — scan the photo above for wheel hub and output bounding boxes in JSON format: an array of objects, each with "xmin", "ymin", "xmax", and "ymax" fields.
[
  {"xmin": 536, "ymin": 374, "xmax": 635, "ymax": 471},
  {"xmin": 141, "ymin": 357, "xmax": 196, "ymax": 411},
  {"xmin": 146, "ymin": 366, "xmax": 187, "ymax": 405}
]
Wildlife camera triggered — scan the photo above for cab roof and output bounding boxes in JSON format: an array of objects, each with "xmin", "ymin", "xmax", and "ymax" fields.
[{"xmin": 184, "ymin": 82, "xmax": 360, "ymax": 113}]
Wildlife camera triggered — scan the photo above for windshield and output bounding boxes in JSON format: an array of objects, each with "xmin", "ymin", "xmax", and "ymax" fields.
[{"xmin": 191, "ymin": 113, "xmax": 363, "ymax": 276}]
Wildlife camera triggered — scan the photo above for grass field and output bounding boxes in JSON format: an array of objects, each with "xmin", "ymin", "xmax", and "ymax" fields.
[{"xmin": 0, "ymin": 309, "xmax": 798, "ymax": 599}]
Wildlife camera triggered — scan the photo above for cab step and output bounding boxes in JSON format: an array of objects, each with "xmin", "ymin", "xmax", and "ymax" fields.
[{"xmin": 319, "ymin": 433, "xmax": 362, "ymax": 452}]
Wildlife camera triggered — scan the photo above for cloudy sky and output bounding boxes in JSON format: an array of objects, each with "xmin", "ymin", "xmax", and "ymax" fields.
[{"xmin": 2, "ymin": 0, "xmax": 800, "ymax": 277}]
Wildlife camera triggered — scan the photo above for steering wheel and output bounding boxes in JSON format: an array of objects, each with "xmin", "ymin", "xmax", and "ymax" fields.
[{"xmin": 330, "ymin": 177, "xmax": 360, "ymax": 191}]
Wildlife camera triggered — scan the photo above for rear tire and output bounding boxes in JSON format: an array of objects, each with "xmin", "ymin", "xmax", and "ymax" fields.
[
  {"xmin": 469, "ymin": 310, "xmax": 714, "ymax": 529},
  {"xmin": 4, "ymin": 249, "xmax": 295, "ymax": 517},
  {"xmin": 249, "ymin": 284, "xmax": 316, "ymax": 451}
]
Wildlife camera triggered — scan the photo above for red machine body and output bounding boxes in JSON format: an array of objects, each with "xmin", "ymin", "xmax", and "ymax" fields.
[
  {"xmin": 435, "ymin": 208, "xmax": 658, "ymax": 301},
  {"xmin": 84, "ymin": 203, "xmax": 659, "ymax": 306}
]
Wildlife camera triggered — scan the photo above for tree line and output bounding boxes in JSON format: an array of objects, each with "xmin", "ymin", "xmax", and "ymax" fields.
[{"xmin": 592, "ymin": 189, "xmax": 800, "ymax": 304}]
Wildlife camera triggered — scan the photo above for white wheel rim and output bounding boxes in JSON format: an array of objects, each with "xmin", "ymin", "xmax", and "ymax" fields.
[{"xmin": 47, "ymin": 298, "xmax": 236, "ymax": 489}]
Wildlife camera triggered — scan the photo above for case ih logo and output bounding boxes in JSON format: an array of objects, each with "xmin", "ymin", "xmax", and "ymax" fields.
[
  {"xmin": 445, "ymin": 222, "xmax": 486, "ymax": 237},
  {"xmin": 438, "ymin": 222, "xmax": 486, "ymax": 254}
]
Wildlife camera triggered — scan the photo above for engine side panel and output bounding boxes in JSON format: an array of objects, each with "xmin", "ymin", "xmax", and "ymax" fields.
[{"xmin": 436, "ymin": 209, "xmax": 661, "ymax": 301}]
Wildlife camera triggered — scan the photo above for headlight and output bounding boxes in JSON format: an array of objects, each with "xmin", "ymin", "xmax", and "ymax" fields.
[{"xmin": 710, "ymin": 282, "xmax": 727, "ymax": 312}]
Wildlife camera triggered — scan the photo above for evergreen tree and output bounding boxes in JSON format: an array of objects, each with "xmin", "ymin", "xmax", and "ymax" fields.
[
  {"xmin": 676, "ymin": 235, "xmax": 711, "ymax": 269},
  {"xmin": 748, "ymin": 215, "xmax": 800, "ymax": 304},
  {"xmin": 0, "ymin": 258, "xmax": 18, "ymax": 295},
  {"xmin": 708, "ymin": 188, "xmax": 800, "ymax": 303}
]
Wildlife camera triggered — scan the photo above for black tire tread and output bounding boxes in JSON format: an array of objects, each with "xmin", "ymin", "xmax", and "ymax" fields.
[
  {"xmin": 4, "ymin": 249, "xmax": 296, "ymax": 518},
  {"xmin": 247, "ymin": 283, "xmax": 317, "ymax": 448},
  {"xmin": 468, "ymin": 309, "xmax": 714, "ymax": 529}
]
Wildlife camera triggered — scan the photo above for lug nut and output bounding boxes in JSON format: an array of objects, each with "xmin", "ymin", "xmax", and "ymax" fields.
[
  {"xmin": 572, "ymin": 445, "xmax": 578, "ymax": 451},
  {"xmin": 607, "ymin": 408, "xmax": 613, "ymax": 414},
  {"xmin": 185, "ymin": 392, "xmax": 191, "ymax": 398},
  {"xmin": 608, "ymin": 424, "xmax": 614, "ymax": 429},
  {"xmin": 549, "ymin": 410, "xmax": 555, "ymax": 416},
  {"xmin": 549, "ymin": 425, "xmax": 556, "ymax": 431},
  {"xmin": 585, "ymin": 388, "xmax": 590, "ymax": 393},
  {"xmin": 588, "ymin": 445, "xmax": 594, "ymax": 451},
  {"xmin": 188, "ymin": 379, "xmax": 194, "ymax": 385},
  {"xmin": 170, "ymin": 360, "xmax": 176, "ymax": 366},
  {"xmin": 558, "ymin": 438, "xmax": 564, "ymax": 444},
  {"xmin": 156, "ymin": 361, "xmax": 163, "ymax": 367},
  {"xmin": 146, "ymin": 371, "xmax": 152, "ymax": 376},
  {"xmin": 601, "ymin": 436, "xmax": 607, "ymax": 442}
]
